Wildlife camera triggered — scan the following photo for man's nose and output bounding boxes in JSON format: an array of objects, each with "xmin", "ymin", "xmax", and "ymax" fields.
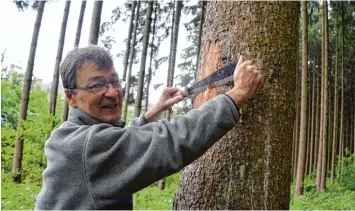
[{"xmin": 104, "ymin": 83, "xmax": 119, "ymax": 97}]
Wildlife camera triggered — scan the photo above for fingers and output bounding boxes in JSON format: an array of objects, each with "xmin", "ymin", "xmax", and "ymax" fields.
[
  {"xmin": 236, "ymin": 55, "xmax": 245, "ymax": 67},
  {"xmin": 163, "ymin": 87, "xmax": 181, "ymax": 96},
  {"xmin": 166, "ymin": 94, "xmax": 184, "ymax": 106}
]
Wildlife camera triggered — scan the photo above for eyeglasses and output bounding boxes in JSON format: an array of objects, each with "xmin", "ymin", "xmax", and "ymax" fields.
[{"xmin": 73, "ymin": 79, "xmax": 125, "ymax": 95}]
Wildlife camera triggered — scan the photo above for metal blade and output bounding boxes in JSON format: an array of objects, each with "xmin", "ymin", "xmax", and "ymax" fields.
[{"xmin": 187, "ymin": 62, "xmax": 237, "ymax": 96}]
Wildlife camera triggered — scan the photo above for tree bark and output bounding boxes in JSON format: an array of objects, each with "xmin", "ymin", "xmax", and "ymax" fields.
[
  {"xmin": 317, "ymin": 0, "xmax": 328, "ymax": 191},
  {"xmin": 122, "ymin": 2, "xmax": 140, "ymax": 122},
  {"xmin": 195, "ymin": 1, "xmax": 206, "ymax": 77},
  {"xmin": 313, "ymin": 58, "xmax": 320, "ymax": 173},
  {"xmin": 88, "ymin": 0, "xmax": 103, "ymax": 45},
  {"xmin": 145, "ymin": 1, "xmax": 157, "ymax": 113},
  {"xmin": 174, "ymin": 2, "xmax": 299, "ymax": 209},
  {"xmin": 295, "ymin": 1, "xmax": 308, "ymax": 196},
  {"xmin": 123, "ymin": 1, "xmax": 137, "ymax": 81},
  {"xmin": 309, "ymin": 55, "xmax": 316, "ymax": 175},
  {"xmin": 134, "ymin": 1, "xmax": 153, "ymax": 117},
  {"xmin": 165, "ymin": 0, "xmax": 183, "ymax": 120},
  {"xmin": 62, "ymin": 0, "xmax": 86, "ymax": 123},
  {"xmin": 330, "ymin": 9, "xmax": 338, "ymax": 182},
  {"xmin": 49, "ymin": 1, "xmax": 71, "ymax": 116},
  {"xmin": 12, "ymin": 0, "xmax": 46, "ymax": 183}
]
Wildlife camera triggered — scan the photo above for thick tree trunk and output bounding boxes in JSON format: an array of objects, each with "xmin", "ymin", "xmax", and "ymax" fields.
[
  {"xmin": 174, "ymin": 2, "xmax": 299, "ymax": 209},
  {"xmin": 49, "ymin": 1, "xmax": 70, "ymax": 116},
  {"xmin": 122, "ymin": 2, "xmax": 140, "ymax": 122},
  {"xmin": 134, "ymin": 1, "xmax": 153, "ymax": 117},
  {"xmin": 295, "ymin": 1, "xmax": 308, "ymax": 196},
  {"xmin": 62, "ymin": 0, "xmax": 86, "ymax": 123},
  {"xmin": 12, "ymin": 0, "xmax": 46, "ymax": 183},
  {"xmin": 88, "ymin": 0, "xmax": 103, "ymax": 45},
  {"xmin": 123, "ymin": 1, "xmax": 137, "ymax": 81}
]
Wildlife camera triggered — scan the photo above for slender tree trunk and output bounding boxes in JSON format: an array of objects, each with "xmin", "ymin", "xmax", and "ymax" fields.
[
  {"xmin": 145, "ymin": 1, "xmax": 157, "ymax": 113},
  {"xmin": 49, "ymin": 1, "xmax": 70, "ymax": 116},
  {"xmin": 195, "ymin": 1, "xmax": 206, "ymax": 74},
  {"xmin": 134, "ymin": 1, "xmax": 153, "ymax": 117},
  {"xmin": 122, "ymin": 2, "xmax": 140, "ymax": 122},
  {"xmin": 331, "ymin": 16, "xmax": 338, "ymax": 182},
  {"xmin": 62, "ymin": 0, "xmax": 86, "ymax": 123},
  {"xmin": 339, "ymin": 1, "xmax": 344, "ymax": 169},
  {"xmin": 88, "ymin": 0, "xmax": 103, "ymax": 45},
  {"xmin": 174, "ymin": 2, "xmax": 299, "ymax": 209},
  {"xmin": 165, "ymin": 0, "xmax": 183, "ymax": 120},
  {"xmin": 309, "ymin": 56, "xmax": 316, "ymax": 175},
  {"xmin": 317, "ymin": 0, "xmax": 328, "ymax": 191},
  {"xmin": 123, "ymin": 1, "xmax": 137, "ymax": 81},
  {"xmin": 313, "ymin": 59, "xmax": 320, "ymax": 173},
  {"xmin": 292, "ymin": 47, "xmax": 300, "ymax": 179},
  {"xmin": 295, "ymin": 1, "xmax": 308, "ymax": 195},
  {"xmin": 327, "ymin": 74, "xmax": 332, "ymax": 177},
  {"xmin": 306, "ymin": 85, "xmax": 311, "ymax": 175},
  {"xmin": 12, "ymin": 0, "xmax": 46, "ymax": 183}
]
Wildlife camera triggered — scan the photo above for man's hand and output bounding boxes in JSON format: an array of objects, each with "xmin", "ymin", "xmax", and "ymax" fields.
[
  {"xmin": 144, "ymin": 87, "xmax": 184, "ymax": 122},
  {"xmin": 226, "ymin": 55, "xmax": 263, "ymax": 105}
]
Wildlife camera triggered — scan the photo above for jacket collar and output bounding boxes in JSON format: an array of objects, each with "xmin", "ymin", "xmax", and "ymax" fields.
[{"xmin": 68, "ymin": 107, "xmax": 125, "ymax": 127}]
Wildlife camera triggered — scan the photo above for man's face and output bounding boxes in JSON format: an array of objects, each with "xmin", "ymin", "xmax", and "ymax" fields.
[{"xmin": 67, "ymin": 62, "xmax": 123, "ymax": 124}]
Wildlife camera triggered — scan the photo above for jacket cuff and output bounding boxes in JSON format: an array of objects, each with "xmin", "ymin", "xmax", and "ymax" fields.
[{"xmin": 223, "ymin": 94, "xmax": 240, "ymax": 117}]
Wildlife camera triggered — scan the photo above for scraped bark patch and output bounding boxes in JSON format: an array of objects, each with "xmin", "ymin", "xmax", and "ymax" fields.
[{"xmin": 194, "ymin": 40, "xmax": 223, "ymax": 108}]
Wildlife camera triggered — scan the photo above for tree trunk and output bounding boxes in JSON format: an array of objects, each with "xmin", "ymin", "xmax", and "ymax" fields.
[
  {"xmin": 134, "ymin": 1, "xmax": 153, "ymax": 117},
  {"xmin": 195, "ymin": 1, "xmax": 206, "ymax": 76},
  {"xmin": 123, "ymin": 1, "xmax": 137, "ymax": 81},
  {"xmin": 317, "ymin": 0, "xmax": 328, "ymax": 191},
  {"xmin": 122, "ymin": 2, "xmax": 140, "ymax": 122},
  {"xmin": 295, "ymin": 1, "xmax": 308, "ymax": 196},
  {"xmin": 62, "ymin": 0, "xmax": 86, "ymax": 123},
  {"xmin": 309, "ymin": 56, "xmax": 316, "ymax": 175},
  {"xmin": 166, "ymin": 0, "xmax": 183, "ymax": 120},
  {"xmin": 145, "ymin": 1, "xmax": 157, "ymax": 113},
  {"xmin": 49, "ymin": 1, "xmax": 71, "ymax": 116},
  {"xmin": 88, "ymin": 0, "xmax": 103, "ymax": 45},
  {"xmin": 12, "ymin": 0, "xmax": 46, "ymax": 183},
  {"xmin": 331, "ymin": 10, "xmax": 338, "ymax": 182},
  {"xmin": 174, "ymin": 2, "xmax": 299, "ymax": 209},
  {"xmin": 313, "ymin": 58, "xmax": 320, "ymax": 173},
  {"xmin": 292, "ymin": 44, "xmax": 300, "ymax": 179}
]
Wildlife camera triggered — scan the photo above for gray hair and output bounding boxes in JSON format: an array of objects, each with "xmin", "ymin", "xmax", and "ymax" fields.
[{"xmin": 60, "ymin": 45, "xmax": 114, "ymax": 89}]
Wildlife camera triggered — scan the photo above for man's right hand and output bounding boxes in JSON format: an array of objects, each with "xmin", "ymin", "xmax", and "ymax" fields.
[{"xmin": 226, "ymin": 55, "xmax": 263, "ymax": 105}]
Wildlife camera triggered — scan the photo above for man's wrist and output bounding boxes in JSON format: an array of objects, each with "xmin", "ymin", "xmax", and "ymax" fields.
[
  {"xmin": 144, "ymin": 105, "xmax": 163, "ymax": 122},
  {"xmin": 226, "ymin": 88, "xmax": 246, "ymax": 105}
]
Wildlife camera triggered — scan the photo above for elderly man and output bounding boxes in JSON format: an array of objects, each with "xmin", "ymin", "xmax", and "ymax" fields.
[{"xmin": 35, "ymin": 45, "xmax": 262, "ymax": 210}]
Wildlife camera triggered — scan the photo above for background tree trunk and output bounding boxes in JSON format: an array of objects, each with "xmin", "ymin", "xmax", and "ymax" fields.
[
  {"xmin": 174, "ymin": 2, "xmax": 299, "ymax": 209},
  {"xmin": 195, "ymin": 1, "xmax": 206, "ymax": 75},
  {"xmin": 165, "ymin": 0, "xmax": 183, "ymax": 120},
  {"xmin": 123, "ymin": 1, "xmax": 137, "ymax": 81},
  {"xmin": 295, "ymin": 1, "xmax": 308, "ymax": 196},
  {"xmin": 309, "ymin": 55, "xmax": 316, "ymax": 175},
  {"xmin": 61, "ymin": 0, "xmax": 86, "ymax": 123},
  {"xmin": 88, "ymin": 0, "xmax": 103, "ymax": 45},
  {"xmin": 49, "ymin": 1, "xmax": 70, "ymax": 116},
  {"xmin": 145, "ymin": 1, "xmax": 157, "ymax": 113},
  {"xmin": 134, "ymin": 1, "xmax": 153, "ymax": 117},
  {"xmin": 12, "ymin": 0, "xmax": 46, "ymax": 183},
  {"xmin": 122, "ymin": 2, "xmax": 140, "ymax": 122}
]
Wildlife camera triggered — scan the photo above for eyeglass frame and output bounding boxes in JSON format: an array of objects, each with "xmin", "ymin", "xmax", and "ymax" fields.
[{"xmin": 65, "ymin": 79, "xmax": 126, "ymax": 95}]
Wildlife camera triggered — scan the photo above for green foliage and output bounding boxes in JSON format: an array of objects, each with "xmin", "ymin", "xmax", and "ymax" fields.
[
  {"xmin": 1, "ymin": 65, "xmax": 64, "ymax": 209},
  {"xmin": 336, "ymin": 152, "xmax": 355, "ymax": 191},
  {"xmin": 133, "ymin": 173, "xmax": 180, "ymax": 210}
]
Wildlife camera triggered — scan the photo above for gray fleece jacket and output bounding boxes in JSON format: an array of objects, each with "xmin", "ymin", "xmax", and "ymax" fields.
[{"xmin": 35, "ymin": 94, "xmax": 239, "ymax": 210}]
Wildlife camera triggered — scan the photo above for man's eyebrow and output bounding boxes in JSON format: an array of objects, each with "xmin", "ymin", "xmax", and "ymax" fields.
[{"xmin": 87, "ymin": 76, "xmax": 105, "ymax": 83}]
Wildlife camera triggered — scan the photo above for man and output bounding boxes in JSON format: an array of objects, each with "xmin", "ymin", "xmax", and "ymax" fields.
[{"xmin": 35, "ymin": 45, "xmax": 262, "ymax": 210}]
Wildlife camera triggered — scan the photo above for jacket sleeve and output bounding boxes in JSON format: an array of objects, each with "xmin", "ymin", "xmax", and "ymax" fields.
[{"xmin": 83, "ymin": 94, "xmax": 239, "ymax": 207}]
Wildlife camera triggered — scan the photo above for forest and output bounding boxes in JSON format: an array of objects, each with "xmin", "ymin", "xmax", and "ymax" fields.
[{"xmin": 1, "ymin": 0, "xmax": 355, "ymax": 210}]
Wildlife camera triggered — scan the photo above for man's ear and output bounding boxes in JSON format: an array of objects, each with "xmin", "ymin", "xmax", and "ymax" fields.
[{"xmin": 65, "ymin": 90, "xmax": 78, "ymax": 108}]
